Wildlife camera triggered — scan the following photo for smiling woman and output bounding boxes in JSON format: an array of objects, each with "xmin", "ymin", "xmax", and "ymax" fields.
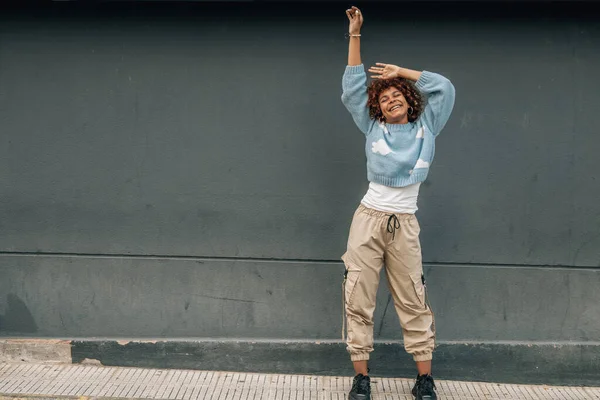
[
  {"xmin": 340, "ymin": 5, "xmax": 456, "ymax": 400},
  {"xmin": 366, "ymin": 77, "xmax": 424, "ymax": 124}
]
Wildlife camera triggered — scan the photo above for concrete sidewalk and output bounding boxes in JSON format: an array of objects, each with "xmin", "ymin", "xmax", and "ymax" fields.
[{"xmin": 1, "ymin": 363, "xmax": 600, "ymax": 400}]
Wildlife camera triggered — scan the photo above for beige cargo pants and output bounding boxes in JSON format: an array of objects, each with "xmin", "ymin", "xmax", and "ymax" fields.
[{"xmin": 342, "ymin": 204, "xmax": 435, "ymax": 362}]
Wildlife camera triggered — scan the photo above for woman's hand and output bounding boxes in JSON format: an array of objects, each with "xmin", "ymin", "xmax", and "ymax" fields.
[
  {"xmin": 346, "ymin": 6, "xmax": 363, "ymax": 35},
  {"xmin": 368, "ymin": 63, "xmax": 402, "ymax": 79}
]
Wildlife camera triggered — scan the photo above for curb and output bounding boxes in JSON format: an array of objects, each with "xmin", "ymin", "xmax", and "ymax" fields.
[
  {"xmin": 0, "ymin": 340, "xmax": 71, "ymax": 364},
  {"xmin": 2, "ymin": 339, "xmax": 600, "ymax": 386}
]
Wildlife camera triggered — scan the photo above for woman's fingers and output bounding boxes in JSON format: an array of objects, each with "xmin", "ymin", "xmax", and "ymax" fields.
[
  {"xmin": 376, "ymin": 62, "xmax": 388, "ymax": 67},
  {"xmin": 353, "ymin": 7, "xmax": 363, "ymax": 22},
  {"xmin": 346, "ymin": 6, "xmax": 362, "ymax": 23}
]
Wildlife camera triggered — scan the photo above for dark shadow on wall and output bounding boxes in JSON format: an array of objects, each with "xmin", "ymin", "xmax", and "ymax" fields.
[{"xmin": 0, "ymin": 293, "xmax": 38, "ymax": 334}]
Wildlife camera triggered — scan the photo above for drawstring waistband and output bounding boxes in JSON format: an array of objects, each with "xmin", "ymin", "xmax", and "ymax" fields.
[{"xmin": 387, "ymin": 214, "xmax": 401, "ymax": 240}]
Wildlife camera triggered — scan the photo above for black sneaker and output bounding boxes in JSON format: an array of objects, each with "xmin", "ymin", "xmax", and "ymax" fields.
[
  {"xmin": 348, "ymin": 373, "xmax": 371, "ymax": 400},
  {"xmin": 412, "ymin": 374, "xmax": 437, "ymax": 400}
]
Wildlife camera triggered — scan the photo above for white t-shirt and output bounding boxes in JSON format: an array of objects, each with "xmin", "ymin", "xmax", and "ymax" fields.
[{"xmin": 360, "ymin": 181, "xmax": 421, "ymax": 214}]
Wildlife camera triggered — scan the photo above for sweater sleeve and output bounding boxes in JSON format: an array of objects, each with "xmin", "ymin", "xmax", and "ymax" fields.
[
  {"xmin": 415, "ymin": 71, "xmax": 456, "ymax": 136},
  {"xmin": 341, "ymin": 64, "xmax": 375, "ymax": 135}
]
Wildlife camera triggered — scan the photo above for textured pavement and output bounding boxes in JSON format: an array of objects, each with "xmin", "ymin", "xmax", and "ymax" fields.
[{"xmin": 1, "ymin": 363, "xmax": 600, "ymax": 400}]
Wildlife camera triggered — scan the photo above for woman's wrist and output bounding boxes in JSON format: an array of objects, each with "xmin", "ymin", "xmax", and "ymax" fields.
[{"xmin": 397, "ymin": 67, "xmax": 422, "ymax": 82}]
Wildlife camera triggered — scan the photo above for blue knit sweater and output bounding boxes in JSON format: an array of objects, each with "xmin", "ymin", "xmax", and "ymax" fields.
[{"xmin": 341, "ymin": 65, "xmax": 456, "ymax": 187}]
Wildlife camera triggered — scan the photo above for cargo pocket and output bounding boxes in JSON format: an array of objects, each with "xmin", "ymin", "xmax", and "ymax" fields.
[
  {"xmin": 409, "ymin": 272, "xmax": 426, "ymax": 309},
  {"xmin": 422, "ymin": 274, "xmax": 436, "ymax": 337},
  {"xmin": 342, "ymin": 265, "xmax": 361, "ymax": 341},
  {"xmin": 344, "ymin": 268, "xmax": 361, "ymax": 308}
]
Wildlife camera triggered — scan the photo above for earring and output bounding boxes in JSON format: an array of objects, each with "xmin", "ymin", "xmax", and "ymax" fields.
[{"xmin": 408, "ymin": 106, "xmax": 414, "ymax": 116}]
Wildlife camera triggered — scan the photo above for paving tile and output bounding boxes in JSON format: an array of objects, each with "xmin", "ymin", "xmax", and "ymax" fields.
[{"xmin": 1, "ymin": 363, "xmax": 600, "ymax": 400}]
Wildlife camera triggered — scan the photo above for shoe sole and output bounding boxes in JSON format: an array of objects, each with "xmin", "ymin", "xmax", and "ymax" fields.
[{"xmin": 348, "ymin": 393, "xmax": 370, "ymax": 400}]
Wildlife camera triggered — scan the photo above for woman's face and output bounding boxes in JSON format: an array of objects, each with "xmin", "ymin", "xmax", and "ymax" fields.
[{"xmin": 379, "ymin": 86, "xmax": 409, "ymax": 124}]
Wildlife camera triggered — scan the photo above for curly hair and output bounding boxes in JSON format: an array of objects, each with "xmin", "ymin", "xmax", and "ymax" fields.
[{"xmin": 367, "ymin": 78, "xmax": 424, "ymax": 123}]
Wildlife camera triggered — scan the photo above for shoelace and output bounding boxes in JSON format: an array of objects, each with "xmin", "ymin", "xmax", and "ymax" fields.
[
  {"xmin": 386, "ymin": 214, "xmax": 401, "ymax": 240},
  {"xmin": 359, "ymin": 379, "xmax": 371, "ymax": 394},
  {"xmin": 419, "ymin": 375, "xmax": 436, "ymax": 394},
  {"xmin": 352, "ymin": 375, "xmax": 371, "ymax": 394}
]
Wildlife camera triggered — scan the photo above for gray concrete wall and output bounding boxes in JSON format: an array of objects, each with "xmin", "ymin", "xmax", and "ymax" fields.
[
  {"xmin": 1, "ymin": 256, "xmax": 600, "ymax": 341},
  {"xmin": 1, "ymin": 1, "xmax": 599, "ymax": 382}
]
